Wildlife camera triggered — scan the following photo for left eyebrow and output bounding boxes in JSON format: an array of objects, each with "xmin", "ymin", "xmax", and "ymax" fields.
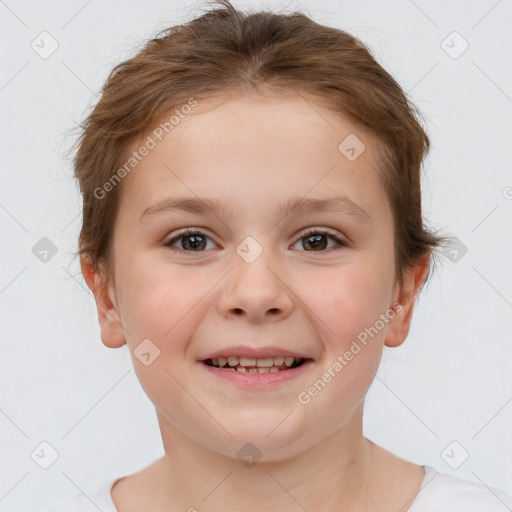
[{"xmin": 139, "ymin": 195, "xmax": 372, "ymax": 225}]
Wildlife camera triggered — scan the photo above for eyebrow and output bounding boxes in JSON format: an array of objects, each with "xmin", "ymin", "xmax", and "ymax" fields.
[{"xmin": 139, "ymin": 195, "xmax": 372, "ymax": 225}]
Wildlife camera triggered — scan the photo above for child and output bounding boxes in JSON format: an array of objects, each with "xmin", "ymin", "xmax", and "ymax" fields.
[{"xmin": 48, "ymin": 0, "xmax": 512, "ymax": 510}]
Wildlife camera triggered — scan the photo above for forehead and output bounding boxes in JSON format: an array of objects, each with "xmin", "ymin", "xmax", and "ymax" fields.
[{"xmin": 118, "ymin": 91, "xmax": 389, "ymax": 223}]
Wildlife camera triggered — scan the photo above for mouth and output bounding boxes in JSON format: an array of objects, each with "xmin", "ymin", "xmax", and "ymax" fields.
[
  {"xmin": 201, "ymin": 355, "xmax": 307, "ymax": 373},
  {"xmin": 198, "ymin": 346, "xmax": 314, "ymax": 388}
]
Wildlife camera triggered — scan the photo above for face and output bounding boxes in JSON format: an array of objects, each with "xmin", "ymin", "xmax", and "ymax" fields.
[{"xmin": 87, "ymin": 90, "xmax": 423, "ymax": 461}]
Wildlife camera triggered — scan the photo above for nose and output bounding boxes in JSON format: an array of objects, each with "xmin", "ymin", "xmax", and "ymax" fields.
[{"xmin": 217, "ymin": 248, "xmax": 293, "ymax": 323}]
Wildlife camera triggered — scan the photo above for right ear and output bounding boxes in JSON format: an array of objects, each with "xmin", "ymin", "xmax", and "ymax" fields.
[{"xmin": 80, "ymin": 254, "xmax": 126, "ymax": 348}]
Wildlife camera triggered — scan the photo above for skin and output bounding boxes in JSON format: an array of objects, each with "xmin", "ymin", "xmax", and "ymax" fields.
[{"xmin": 82, "ymin": 90, "xmax": 429, "ymax": 511}]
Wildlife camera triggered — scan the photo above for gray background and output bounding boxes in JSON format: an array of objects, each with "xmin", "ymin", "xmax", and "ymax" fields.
[{"xmin": 1, "ymin": 0, "xmax": 511, "ymax": 510}]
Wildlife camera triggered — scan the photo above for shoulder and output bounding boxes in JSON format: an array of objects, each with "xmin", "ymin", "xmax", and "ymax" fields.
[
  {"xmin": 409, "ymin": 465, "xmax": 512, "ymax": 512},
  {"xmin": 43, "ymin": 478, "xmax": 120, "ymax": 512}
]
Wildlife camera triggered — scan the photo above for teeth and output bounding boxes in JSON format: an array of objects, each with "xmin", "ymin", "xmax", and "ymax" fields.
[
  {"xmin": 207, "ymin": 355, "xmax": 304, "ymax": 370},
  {"xmin": 232, "ymin": 365, "xmax": 288, "ymax": 373},
  {"xmin": 256, "ymin": 358, "xmax": 274, "ymax": 367}
]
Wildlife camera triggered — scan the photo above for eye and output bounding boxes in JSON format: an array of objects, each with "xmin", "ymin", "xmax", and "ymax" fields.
[
  {"xmin": 163, "ymin": 227, "xmax": 349, "ymax": 253},
  {"xmin": 163, "ymin": 228, "xmax": 218, "ymax": 252},
  {"xmin": 290, "ymin": 228, "xmax": 349, "ymax": 252}
]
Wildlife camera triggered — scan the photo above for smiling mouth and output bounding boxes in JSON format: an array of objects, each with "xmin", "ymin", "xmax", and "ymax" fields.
[{"xmin": 202, "ymin": 356, "xmax": 306, "ymax": 373}]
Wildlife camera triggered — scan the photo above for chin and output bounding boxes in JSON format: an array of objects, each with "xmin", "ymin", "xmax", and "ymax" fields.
[{"xmin": 207, "ymin": 414, "xmax": 310, "ymax": 461}]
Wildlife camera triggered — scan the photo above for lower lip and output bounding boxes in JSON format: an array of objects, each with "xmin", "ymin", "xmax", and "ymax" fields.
[{"xmin": 198, "ymin": 360, "xmax": 314, "ymax": 389}]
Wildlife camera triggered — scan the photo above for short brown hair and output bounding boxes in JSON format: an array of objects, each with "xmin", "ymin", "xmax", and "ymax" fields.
[{"xmin": 68, "ymin": 0, "xmax": 448, "ymax": 294}]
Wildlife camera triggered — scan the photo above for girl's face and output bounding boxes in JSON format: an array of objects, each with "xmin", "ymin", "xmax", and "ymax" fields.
[{"xmin": 92, "ymin": 91, "xmax": 423, "ymax": 460}]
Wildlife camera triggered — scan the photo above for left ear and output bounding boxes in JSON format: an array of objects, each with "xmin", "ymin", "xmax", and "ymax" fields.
[{"xmin": 385, "ymin": 254, "xmax": 430, "ymax": 348}]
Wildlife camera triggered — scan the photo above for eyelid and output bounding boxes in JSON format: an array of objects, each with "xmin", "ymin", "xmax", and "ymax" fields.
[
  {"xmin": 292, "ymin": 227, "xmax": 349, "ymax": 250},
  {"xmin": 163, "ymin": 227, "xmax": 219, "ymax": 248},
  {"xmin": 296, "ymin": 226, "xmax": 348, "ymax": 243}
]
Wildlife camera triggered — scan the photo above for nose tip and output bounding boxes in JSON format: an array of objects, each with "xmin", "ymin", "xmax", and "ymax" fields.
[{"xmin": 219, "ymin": 260, "xmax": 293, "ymax": 322}]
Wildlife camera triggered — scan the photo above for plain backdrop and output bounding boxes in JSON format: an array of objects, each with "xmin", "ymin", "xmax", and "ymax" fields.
[{"xmin": 0, "ymin": 0, "xmax": 511, "ymax": 510}]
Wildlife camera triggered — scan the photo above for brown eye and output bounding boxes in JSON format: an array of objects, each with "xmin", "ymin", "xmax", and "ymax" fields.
[
  {"xmin": 291, "ymin": 228, "xmax": 348, "ymax": 252},
  {"xmin": 302, "ymin": 233, "xmax": 329, "ymax": 251},
  {"xmin": 164, "ymin": 229, "xmax": 216, "ymax": 252}
]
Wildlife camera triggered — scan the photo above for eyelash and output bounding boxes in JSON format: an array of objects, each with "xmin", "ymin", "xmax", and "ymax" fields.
[{"xmin": 162, "ymin": 227, "xmax": 349, "ymax": 253}]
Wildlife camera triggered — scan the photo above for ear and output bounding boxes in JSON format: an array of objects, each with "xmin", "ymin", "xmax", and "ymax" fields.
[
  {"xmin": 80, "ymin": 254, "xmax": 126, "ymax": 349},
  {"xmin": 385, "ymin": 254, "xmax": 430, "ymax": 348}
]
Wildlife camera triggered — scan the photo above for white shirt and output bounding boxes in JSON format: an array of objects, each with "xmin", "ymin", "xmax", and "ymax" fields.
[{"xmin": 45, "ymin": 465, "xmax": 512, "ymax": 511}]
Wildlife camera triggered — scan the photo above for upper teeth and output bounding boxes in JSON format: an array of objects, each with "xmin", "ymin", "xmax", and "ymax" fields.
[{"xmin": 211, "ymin": 356, "xmax": 298, "ymax": 368}]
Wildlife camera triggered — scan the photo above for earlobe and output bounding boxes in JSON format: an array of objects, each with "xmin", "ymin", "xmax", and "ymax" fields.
[
  {"xmin": 80, "ymin": 254, "xmax": 126, "ymax": 349},
  {"xmin": 384, "ymin": 255, "xmax": 430, "ymax": 348}
]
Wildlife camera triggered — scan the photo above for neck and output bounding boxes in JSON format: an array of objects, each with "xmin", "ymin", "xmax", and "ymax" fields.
[{"xmin": 152, "ymin": 406, "xmax": 375, "ymax": 511}]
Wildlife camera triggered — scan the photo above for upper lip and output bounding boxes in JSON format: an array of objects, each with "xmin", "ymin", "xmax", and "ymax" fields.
[{"xmin": 199, "ymin": 345, "xmax": 312, "ymax": 361}]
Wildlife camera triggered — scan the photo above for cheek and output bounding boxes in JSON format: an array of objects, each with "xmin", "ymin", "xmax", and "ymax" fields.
[
  {"xmin": 297, "ymin": 264, "xmax": 390, "ymax": 427},
  {"xmin": 116, "ymin": 259, "xmax": 192, "ymax": 345},
  {"xmin": 311, "ymin": 261, "xmax": 392, "ymax": 348}
]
